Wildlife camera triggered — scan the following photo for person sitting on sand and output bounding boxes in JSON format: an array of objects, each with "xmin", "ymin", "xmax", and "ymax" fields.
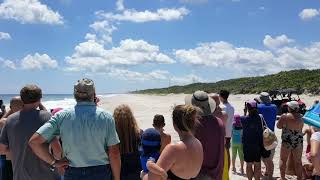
[
  {"xmin": 231, "ymin": 114, "xmax": 244, "ymax": 174},
  {"xmin": 0, "ymin": 96, "xmax": 23, "ymax": 180},
  {"xmin": 241, "ymin": 100, "xmax": 270, "ymax": 180},
  {"xmin": 114, "ymin": 104, "xmax": 142, "ymax": 180},
  {"xmin": 187, "ymin": 91, "xmax": 225, "ymax": 180},
  {"xmin": 142, "ymin": 105, "xmax": 203, "ymax": 180},
  {"xmin": 277, "ymin": 101, "xmax": 304, "ymax": 180},
  {"xmin": 153, "ymin": 114, "xmax": 171, "ymax": 153}
]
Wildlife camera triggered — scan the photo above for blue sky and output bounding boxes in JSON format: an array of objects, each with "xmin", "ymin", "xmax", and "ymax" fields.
[{"xmin": 0, "ymin": 0, "xmax": 319, "ymax": 94}]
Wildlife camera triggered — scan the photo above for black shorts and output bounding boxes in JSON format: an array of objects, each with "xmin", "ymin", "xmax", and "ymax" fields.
[{"xmin": 243, "ymin": 144, "xmax": 271, "ymax": 163}]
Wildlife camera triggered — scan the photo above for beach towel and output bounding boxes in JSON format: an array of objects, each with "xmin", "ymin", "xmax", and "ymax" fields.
[{"xmin": 303, "ymin": 103, "xmax": 320, "ymax": 128}]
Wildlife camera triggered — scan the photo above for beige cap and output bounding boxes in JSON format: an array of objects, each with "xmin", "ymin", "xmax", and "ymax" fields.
[{"xmin": 74, "ymin": 78, "xmax": 95, "ymax": 97}]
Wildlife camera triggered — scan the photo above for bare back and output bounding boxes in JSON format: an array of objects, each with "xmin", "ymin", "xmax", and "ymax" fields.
[
  {"xmin": 280, "ymin": 113, "xmax": 304, "ymax": 131},
  {"xmin": 156, "ymin": 137, "xmax": 203, "ymax": 179}
]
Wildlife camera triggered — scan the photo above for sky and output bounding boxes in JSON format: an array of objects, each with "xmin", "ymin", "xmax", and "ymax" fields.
[{"xmin": 0, "ymin": 0, "xmax": 319, "ymax": 94}]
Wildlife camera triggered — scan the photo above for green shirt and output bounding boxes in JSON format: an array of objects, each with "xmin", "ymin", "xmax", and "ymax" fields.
[{"xmin": 37, "ymin": 102, "xmax": 120, "ymax": 167}]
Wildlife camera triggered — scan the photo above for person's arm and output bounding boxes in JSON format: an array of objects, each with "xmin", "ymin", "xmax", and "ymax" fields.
[
  {"xmin": 277, "ymin": 114, "xmax": 286, "ymax": 129},
  {"xmin": 0, "ymin": 109, "xmax": 15, "ymax": 128},
  {"xmin": 142, "ymin": 144, "xmax": 177, "ymax": 180},
  {"xmin": 50, "ymin": 137, "xmax": 62, "ymax": 159},
  {"xmin": 311, "ymin": 138, "xmax": 320, "ymax": 173},
  {"xmin": 146, "ymin": 160, "xmax": 167, "ymax": 179},
  {"xmin": 0, "ymin": 144, "xmax": 9, "ymax": 154},
  {"xmin": 29, "ymin": 133, "xmax": 68, "ymax": 167},
  {"xmin": 108, "ymin": 144, "xmax": 121, "ymax": 180}
]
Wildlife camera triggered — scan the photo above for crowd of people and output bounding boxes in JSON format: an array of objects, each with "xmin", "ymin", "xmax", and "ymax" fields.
[{"xmin": 0, "ymin": 78, "xmax": 319, "ymax": 180}]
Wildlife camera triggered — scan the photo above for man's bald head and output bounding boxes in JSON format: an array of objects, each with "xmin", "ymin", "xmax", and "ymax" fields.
[
  {"xmin": 210, "ymin": 93, "xmax": 220, "ymax": 106},
  {"xmin": 10, "ymin": 96, "xmax": 23, "ymax": 112}
]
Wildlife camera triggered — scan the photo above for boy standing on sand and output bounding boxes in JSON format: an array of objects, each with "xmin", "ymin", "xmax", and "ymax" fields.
[{"xmin": 219, "ymin": 90, "xmax": 235, "ymax": 170}]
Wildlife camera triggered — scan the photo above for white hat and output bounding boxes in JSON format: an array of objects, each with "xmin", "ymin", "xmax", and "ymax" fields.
[
  {"xmin": 286, "ymin": 101, "xmax": 299, "ymax": 110},
  {"xmin": 185, "ymin": 91, "xmax": 216, "ymax": 116}
]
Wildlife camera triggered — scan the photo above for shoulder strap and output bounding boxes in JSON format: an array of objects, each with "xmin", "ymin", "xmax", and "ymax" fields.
[{"xmin": 259, "ymin": 114, "xmax": 267, "ymax": 129}]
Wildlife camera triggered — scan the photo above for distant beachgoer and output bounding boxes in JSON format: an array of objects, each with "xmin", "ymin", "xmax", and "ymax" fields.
[
  {"xmin": 311, "ymin": 130, "xmax": 320, "ymax": 180},
  {"xmin": 153, "ymin": 114, "xmax": 171, "ymax": 152},
  {"xmin": 114, "ymin": 104, "xmax": 142, "ymax": 180},
  {"xmin": 241, "ymin": 100, "xmax": 270, "ymax": 180},
  {"xmin": 257, "ymin": 92, "xmax": 276, "ymax": 179},
  {"xmin": 277, "ymin": 101, "xmax": 304, "ymax": 180},
  {"xmin": 29, "ymin": 78, "xmax": 121, "ymax": 180},
  {"xmin": 187, "ymin": 91, "xmax": 225, "ymax": 180},
  {"xmin": 142, "ymin": 105, "xmax": 203, "ymax": 180},
  {"xmin": 0, "ymin": 100, "xmax": 6, "ymax": 119},
  {"xmin": 0, "ymin": 96, "xmax": 23, "ymax": 180},
  {"xmin": 219, "ymin": 90, "xmax": 234, "ymax": 171},
  {"xmin": 0, "ymin": 85, "xmax": 60, "ymax": 180},
  {"xmin": 231, "ymin": 114, "xmax": 244, "ymax": 174}
]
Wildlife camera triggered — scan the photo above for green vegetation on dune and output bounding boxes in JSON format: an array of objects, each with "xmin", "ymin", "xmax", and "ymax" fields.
[{"xmin": 133, "ymin": 69, "xmax": 320, "ymax": 94}]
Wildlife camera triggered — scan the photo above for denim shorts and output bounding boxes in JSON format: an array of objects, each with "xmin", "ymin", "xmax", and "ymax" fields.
[{"xmin": 64, "ymin": 165, "xmax": 112, "ymax": 180}]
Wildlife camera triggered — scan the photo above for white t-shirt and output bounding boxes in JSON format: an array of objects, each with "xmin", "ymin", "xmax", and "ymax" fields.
[{"xmin": 221, "ymin": 102, "xmax": 235, "ymax": 138}]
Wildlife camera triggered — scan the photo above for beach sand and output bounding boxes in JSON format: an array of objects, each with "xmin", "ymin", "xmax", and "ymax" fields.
[{"xmin": 99, "ymin": 93, "xmax": 319, "ymax": 180}]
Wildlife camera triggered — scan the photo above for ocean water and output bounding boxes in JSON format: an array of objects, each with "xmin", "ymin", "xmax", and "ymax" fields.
[{"xmin": 0, "ymin": 94, "xmax": 117, "ymax": 110}]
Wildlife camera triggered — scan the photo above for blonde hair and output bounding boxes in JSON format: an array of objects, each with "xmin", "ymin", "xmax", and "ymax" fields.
[
  {"xmin": 113, "ymin": 104, "xmax": 140, "ymax": 154},
  {"xmin": 172, "ymin": 105, "xmax": 198, "ymax": 132}
]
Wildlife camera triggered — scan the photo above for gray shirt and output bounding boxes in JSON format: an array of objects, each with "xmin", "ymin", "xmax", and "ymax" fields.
[{"xmin": 0, "ymin": 110, "xmax": 60, "ymax": 180}]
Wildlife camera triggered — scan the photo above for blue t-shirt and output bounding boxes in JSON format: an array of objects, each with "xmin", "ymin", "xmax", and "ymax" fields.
[
  {"xmin": 37, "ymin": 102, "xmax": 120, "ymax": 167},
  {"xmin": 232, "ymin": 127, "xmax": 242, "ymax": 145},
  {"xmin": 257, "ymin": 103, "xmax": 277, "ymax": 131}
]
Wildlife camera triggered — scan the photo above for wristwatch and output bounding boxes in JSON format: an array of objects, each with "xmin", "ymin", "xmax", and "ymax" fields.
[{"xmin": 50, "ymin": 159, "xmax": 56, "ymax": 171}]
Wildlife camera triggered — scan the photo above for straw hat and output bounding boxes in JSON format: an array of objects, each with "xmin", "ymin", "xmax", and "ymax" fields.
[{"xmin": 185, "ymin": 90, "xmax": 216, "ymax": 116}]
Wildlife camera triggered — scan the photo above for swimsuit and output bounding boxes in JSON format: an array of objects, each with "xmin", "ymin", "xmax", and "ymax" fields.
[
  {"xmin": 167, "ymin": 170, "xmax": 187, "ymax": 180},
  {"xmin": 281, "ymin": 127, "xmax": 303, "ymax": 149}
]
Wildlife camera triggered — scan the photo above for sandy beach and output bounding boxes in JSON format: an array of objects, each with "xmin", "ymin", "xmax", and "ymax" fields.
[{"xmin": 99, "ymin": 93, "xmax": 320, "ymax": 180}]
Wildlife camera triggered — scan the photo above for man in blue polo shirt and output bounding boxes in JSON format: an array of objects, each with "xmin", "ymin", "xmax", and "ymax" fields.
[
  {"xmin": 257, "ymin": 92, "xmax": 277, "ymax": 180},
  {"xmin": 29, "ymin": 78, "xmax": 121, "ymax": 180}
]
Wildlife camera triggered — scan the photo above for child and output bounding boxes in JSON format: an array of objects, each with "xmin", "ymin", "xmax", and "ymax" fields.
[
  {"xmin": 231, "ymin": 114, "xmax": 244, "ymax": 174},
  {"xmin": 140, "ymin": 128, "xmax": 167, "ymax": 179},
  {"xmin": 153, "ymin": 114, "xmax": 171, "ymax": 152}
]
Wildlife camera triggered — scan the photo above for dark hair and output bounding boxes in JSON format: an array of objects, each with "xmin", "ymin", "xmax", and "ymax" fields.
[
  {"xmin": 0, "ymin": 100, "xmax": 3, "ymax": 106},
  {"xmin": 172, "ymin": 105, "xmax": 198, "ymax": 132},
  {"xmin": 219, "ymin": 90, "xmax": 230, "ymax": 100},
  {"xmin": 153, "ymin": 114, "xmax": 165, "ymax": 128},
  {"xmin": 20, "ymin": 85, "xmax": 42, "ymax": 104}
]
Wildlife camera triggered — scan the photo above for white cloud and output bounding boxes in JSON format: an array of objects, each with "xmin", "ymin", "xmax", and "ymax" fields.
[
  {"xmin": 66, "ymin": 39, "xmax": 175, "ymax": 72},
  {"xmin": 116, "ymin": 0, "xmax": 124, "ymax": 11},
  {"xmin": 2, "ymin": 60, "xmax": 16, "ymax": 69},
  {"xmin": 0, "ymin": 32, "xmax": 11, "ymax": 40},
  {"xmin": 0, "ymin": 0, "xmax": 64, "ymax": 24},
  {"xmin": 89, "ymin": 20, "xmax": 117, "ymax": 44},
  {"xmin": 97, "ymin": 7, "xmax": 189, "ymax": 23},
  {"xmin": 175, "ymin": 39, "xmax": 320, "ymax": 76},
  {"xmin": 21, "ymin": 53, "xmax": 58, "ymax": 70},
  {"xmin": 299, "ymin": 8, "xmax": 319, "ymax": 20},
  {"xmin": 108, "ymin": 69, "xmax": 169, "ymax": 81},
  {"xmin": 263, "ymin": 34, "xmax": 294, "ymax": 49}
]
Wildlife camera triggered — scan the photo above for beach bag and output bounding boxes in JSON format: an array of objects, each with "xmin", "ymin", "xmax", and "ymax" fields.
[
  {"xmin": 259, "ymin": 114, "xmax": 278, "ymax": 151},
  {"xmin": 303, "ymin": 103, "xmax": 320, "ymax": 128}
]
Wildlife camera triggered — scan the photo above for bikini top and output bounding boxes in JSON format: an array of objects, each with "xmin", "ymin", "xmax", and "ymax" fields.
[{"xmin": 167, "ymin": 170, "xmax": 187, "ymax": 180}]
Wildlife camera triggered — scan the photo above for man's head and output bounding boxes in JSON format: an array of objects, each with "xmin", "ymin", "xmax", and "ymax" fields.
[
  {"xmin": 185, "ymin": 90, "xmax": 216, "ymax": 116},
  {"xmin": 210, "ymin": 93, "xmax": 220, "ymax": 106},
  {"xmin": 74, "ymin": 78, "xmax": 95, "ymax": 102},
  {"xmin": 219, "ymin": 90, "xmax": 230, "ymax": 103},
  {"xmin": 259, "ymin": 92, "xmax": 271, "ymax": 104},
  {"xmin": 10, "ymin": 96, "xmax": 23, "ymax": 112},
  {"xmin": 20, "ymin": 85, "xmax": 42, "ymax": 107}
]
